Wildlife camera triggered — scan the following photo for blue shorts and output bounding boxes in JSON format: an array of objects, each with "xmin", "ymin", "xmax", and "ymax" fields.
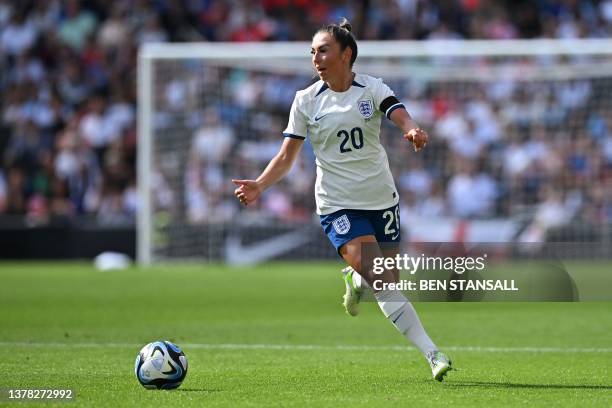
[{"xmin": 319, "ymin": 204, "xmax": 401, "ymax": 254}]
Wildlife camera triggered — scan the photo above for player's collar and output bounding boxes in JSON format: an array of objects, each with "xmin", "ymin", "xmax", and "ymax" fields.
[
  {"xmin": 316, "ymin": 78, "xmax": 365, "ymax": 97},
  {"xmin": 315, "ymin": 82, "xmax": 329, "ymax": 96}
]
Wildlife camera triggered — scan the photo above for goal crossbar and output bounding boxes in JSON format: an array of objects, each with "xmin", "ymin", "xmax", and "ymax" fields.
[{"xmin": 140, "ymin": 39, "xmax": 612, "ymax": 60}]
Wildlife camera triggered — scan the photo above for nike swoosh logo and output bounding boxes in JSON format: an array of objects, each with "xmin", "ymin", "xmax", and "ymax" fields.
[
  {"xmin": 225, "ymin": 227, "xmax": 313, "ymax": 265},
  {"xmin": 391, "ymin": 233, "xmax": 400, "ymax": 240},
  {"xmin": 314, "ymin": 113, "xmax": 329, "ymax": 121},
  {"xmin": 392, "ymin": 309, "xmax": 405, "ymax": 323}
]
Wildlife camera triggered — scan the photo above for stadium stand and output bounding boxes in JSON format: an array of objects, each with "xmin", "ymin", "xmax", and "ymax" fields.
[{"xmin": 1, "ymin": 0, "xmax": 611, "ymax": 230}]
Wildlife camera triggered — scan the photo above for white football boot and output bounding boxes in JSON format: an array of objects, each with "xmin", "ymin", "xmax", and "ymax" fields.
[
  {"xmin": 427, "ymin": 350, "xmax": 453, "ymax": 382},
  {"xmin": 342, "ymin": 266, "xmax": 362, "ymax": 316}
]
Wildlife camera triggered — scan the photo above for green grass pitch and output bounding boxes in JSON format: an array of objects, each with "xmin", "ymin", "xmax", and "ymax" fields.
[{"xmin": 0, "ymin": 261, "xmax": 610, "ymax": 407}]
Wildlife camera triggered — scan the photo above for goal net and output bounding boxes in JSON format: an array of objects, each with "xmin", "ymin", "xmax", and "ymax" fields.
[{"xmin": 138, "ymin": 39, "xmax": 612, "ymax": 265}]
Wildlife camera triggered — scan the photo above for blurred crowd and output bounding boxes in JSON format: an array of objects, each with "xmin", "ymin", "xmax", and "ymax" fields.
[
  {"xmin": 393, "ymin": 79, "xmax": 612, "ymax": 237},
  {"xmin": 1, "ymin": 0, "xmax": 612, "ymax": 231}
]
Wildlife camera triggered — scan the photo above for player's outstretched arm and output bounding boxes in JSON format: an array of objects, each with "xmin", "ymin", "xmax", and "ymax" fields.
[
  {"xmin": 389, "ymin": 108, "xmax": 428, "ymax": 152},
  {"xmin": 232, "ymin": 137, "xmax": 304, "ymax": 206}
]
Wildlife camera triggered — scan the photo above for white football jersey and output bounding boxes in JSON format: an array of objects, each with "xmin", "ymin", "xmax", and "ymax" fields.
[{"xmin": 283, "ymin": 73, "xmax": 405, "ymax": 215}]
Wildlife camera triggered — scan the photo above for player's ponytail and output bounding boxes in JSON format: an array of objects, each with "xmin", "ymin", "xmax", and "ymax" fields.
[
  {"xmin": 339, "ymin": 18, "xmax": 352, "ymax": 33},
  {"xmin": 317, "ymin": 18, "xmax": 358, "ymax": 67}
]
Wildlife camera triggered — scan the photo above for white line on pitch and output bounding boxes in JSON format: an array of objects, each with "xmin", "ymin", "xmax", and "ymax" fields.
[{"xmin": 0, "ymin": 342, "xmax": 610, "ymax": 353}]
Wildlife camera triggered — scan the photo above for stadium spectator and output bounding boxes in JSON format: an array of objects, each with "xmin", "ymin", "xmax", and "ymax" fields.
[
  {"xmin": 447, "ymin": 159, "xmax": 498, "ymax": 218},
  {"xmin": 1, "ymin": 9, "xmax": 37, "ymax": 57},
  {"xmin": 57, "ymin": 0, "xmax": 97, "ymax": 51},
  {"xmin": 518, "ymin": 187, "xmax": 575, "ymax": 242}
]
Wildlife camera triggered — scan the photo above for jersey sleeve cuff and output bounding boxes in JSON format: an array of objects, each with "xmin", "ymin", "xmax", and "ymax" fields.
[
  {"xmin": 283, "ymin": 132, "xmax": 306, "ymax": 140},
  {"xmin": 385, "ymin": 103, "xmax": 405, "ymax": 119}
]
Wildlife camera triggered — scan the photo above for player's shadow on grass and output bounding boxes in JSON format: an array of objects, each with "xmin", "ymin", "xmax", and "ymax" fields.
[{"xmin": 449, "ymin": 381, "xmax": 612, "ymax": 390}]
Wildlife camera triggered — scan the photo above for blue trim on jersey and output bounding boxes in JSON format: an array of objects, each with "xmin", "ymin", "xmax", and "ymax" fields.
[
  {"xmin": 316, "ymin": 80, "xmax": 365, "ymax": 96},
  {"xmin": 315, "ymin": 83, "xmax": 328, "ymax": 96},
  {"xmin": 283, "ymin": 132, "xmax": 305, "ymax": 140},
  {"xmin": 386, "ymin": 103, "xmax": 405, "ymax": 119}
]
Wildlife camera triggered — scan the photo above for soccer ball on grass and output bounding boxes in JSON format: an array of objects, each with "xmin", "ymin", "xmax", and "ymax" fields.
[{"xmin": 135, "ymin": 341, "xmax": 188, "ymax": 389}]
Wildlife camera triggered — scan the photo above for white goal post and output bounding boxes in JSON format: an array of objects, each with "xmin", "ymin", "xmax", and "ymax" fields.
[{"xmin": 138, "ymin": 39, "xmax": 612, "ymax": 265}]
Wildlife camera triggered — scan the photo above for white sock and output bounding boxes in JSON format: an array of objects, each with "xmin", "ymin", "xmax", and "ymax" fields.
[
  {"xmin": 352, "ymin": 270, "xmax": 371, "ymax": 292},
  {"xmin": 374, "ymin": 289, "xmax": 437, "ymax": 357}
]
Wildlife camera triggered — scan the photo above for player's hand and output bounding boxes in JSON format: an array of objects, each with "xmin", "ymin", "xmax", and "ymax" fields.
[
  {"xmin": 232, "ymin": 179, "xmax": 262, "ymax": 206},
  {"xmin": 404, "ymin": 128, "xmax": 428, "ymax": 152}
]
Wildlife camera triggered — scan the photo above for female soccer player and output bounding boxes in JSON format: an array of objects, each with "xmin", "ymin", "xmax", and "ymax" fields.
[{"xmin": 232, "ymin": 19, "xmax": 452, "ymax": 381}]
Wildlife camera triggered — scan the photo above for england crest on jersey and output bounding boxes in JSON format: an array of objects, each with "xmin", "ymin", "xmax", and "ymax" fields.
[
  {"xmin": 332, "ymin": 214, "xmax": 351, "ymax": 235},
  {"xmin": 358, "ymin": 99, "xmax": 374, "ymax": 119}
]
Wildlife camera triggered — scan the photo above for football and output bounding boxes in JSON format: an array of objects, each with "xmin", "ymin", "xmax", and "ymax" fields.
[{"xmin": 135, "ymin": 341, "xmax": 188, "ymax": 389}]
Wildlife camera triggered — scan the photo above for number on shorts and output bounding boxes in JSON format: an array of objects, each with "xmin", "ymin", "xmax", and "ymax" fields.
[{"xmin": 382, "ymin": 206, "xmax": 400, "ymax": 237}]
